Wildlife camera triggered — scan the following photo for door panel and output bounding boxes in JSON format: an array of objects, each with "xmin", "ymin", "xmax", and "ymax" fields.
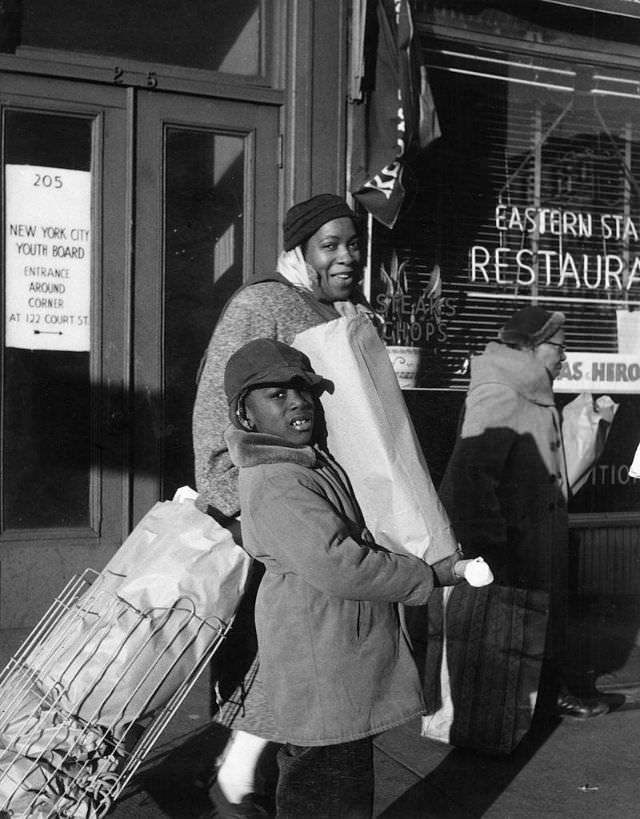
[
  {"xmin": 0, "ymin": 76, "xmax": 280, "ymax": 626},
  {"xmin": 0, "ymin": 76, "xmax": 130, "ymax": 627},
  {"xmin": 132, "ymin": 91, "xmax": 279, "ymax": 522}
]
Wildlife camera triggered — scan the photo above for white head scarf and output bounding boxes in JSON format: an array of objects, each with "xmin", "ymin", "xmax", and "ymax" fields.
[
  {"xmin": 277, "ymin": 247, "xmax": 316, "ymax": 291},
  {"xmin": 277, "ymin": 244, "xmax": 381, "ymax": 324}
]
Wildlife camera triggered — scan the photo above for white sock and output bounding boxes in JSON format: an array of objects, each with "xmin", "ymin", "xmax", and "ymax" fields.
[{"xmin": 216, "ymin": 730, "xmax": 270, "ymax": 803}]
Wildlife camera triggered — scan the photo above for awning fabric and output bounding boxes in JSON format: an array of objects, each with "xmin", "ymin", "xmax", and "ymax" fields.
[{"xmin": 351, "ymin": 0, "xmax": 440, "ymax": 229}]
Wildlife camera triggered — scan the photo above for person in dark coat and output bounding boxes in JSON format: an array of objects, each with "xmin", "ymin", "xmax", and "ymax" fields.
[{"xmin": 438, "ymin": 305, "xmax": 609, "ymax": 720}]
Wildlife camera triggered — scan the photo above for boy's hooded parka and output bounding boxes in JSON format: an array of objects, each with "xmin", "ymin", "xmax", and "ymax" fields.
[{"xmin": 225, "ymin": 425, "xmax": 437, "ymax": 747}]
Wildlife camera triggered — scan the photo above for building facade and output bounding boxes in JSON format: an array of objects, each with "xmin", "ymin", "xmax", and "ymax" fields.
[
  {"xmin": 0, "ymin": 0, "xmax": 351, "ymax": 626},
  {"xmin": 1, "ymin": 0, "xmax": 640, "ymax": 627}
]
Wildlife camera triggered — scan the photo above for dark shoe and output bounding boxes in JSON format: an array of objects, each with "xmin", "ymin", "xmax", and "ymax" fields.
[
  {"xmin": 556, "ymin": 692, "xmax": 610, "ymax": 720},
  {"xmin": 209, "ymin": 781, "xmax": 270, "ymax": 818}
]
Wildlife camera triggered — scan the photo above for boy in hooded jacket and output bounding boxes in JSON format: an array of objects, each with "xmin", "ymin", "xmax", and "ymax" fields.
[{"xmin": 221, "ymin": 337, "xmax": 490, "ymax": 818}]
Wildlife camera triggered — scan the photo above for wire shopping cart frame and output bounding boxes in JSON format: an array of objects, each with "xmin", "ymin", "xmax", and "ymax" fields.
[{"xmin": 0, "ymin": 568, "xmax": 232, "ymax": 819}]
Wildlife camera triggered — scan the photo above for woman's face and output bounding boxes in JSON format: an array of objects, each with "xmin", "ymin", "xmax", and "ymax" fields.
[
  {"xmin": 303, "ymin": 217, "xmax": 361, "ymax": 303},
  {"xmin": 244, "ymin": 384, "xmax": 315, "ymax": 445},
  {"xmin": 533, "ymin": 330, "xmax": 566, "ymax": 380}
]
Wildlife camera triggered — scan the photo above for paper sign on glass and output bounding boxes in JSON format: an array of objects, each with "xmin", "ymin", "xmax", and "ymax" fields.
[{"xmin": 4, "ymin": 164, "xmax": 91, "ymax": 352}]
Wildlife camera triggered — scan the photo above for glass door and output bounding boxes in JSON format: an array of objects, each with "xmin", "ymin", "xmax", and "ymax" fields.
[
  {"xmin": 132, "ymin": 90, "xmax": 280, "ymax": 522},
  {"xmin": 0, "ymin": 75, "xmax": 130, "ymax": 627}
]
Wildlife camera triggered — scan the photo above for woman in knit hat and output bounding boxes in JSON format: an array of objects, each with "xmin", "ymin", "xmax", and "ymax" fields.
[
  {"xmin": 194, "ymin": 194, "xmax": 374, "ymax": 524},
  {"xmin": 192, "ymin": 194, "xmax": 377, "ymax": 817}
]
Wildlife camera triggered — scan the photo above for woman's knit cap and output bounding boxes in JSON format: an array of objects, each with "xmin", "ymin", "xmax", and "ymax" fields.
[
  {"xmin": 283, "ymin": 194, "xmax": 356, "ymax": 251},
  {"xmin": 224, "ymin": 338, "xmax": 327, "ymax": 409},
  {"xmin": 499, "ymin": 306, "xmax": 566, "ymax": 347}
]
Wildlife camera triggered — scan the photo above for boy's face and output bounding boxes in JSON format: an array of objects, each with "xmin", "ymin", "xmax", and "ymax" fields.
[{"xmin": 244, "ymin": 383, "xmax": 316, "ymax": 445}]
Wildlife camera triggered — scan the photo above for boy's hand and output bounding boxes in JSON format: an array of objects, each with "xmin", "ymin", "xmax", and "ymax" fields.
[{"xmin": 454, "ymin": 557, "xmax": 494, "ymax": 587}]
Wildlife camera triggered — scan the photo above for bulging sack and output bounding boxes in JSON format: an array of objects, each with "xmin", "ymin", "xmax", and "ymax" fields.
[
  {"xmin": 293, "ymin": 315, "xmax": 458, "ymax": 564},
  {"xmin": 27, "ymin": 496, "xmax": 251, "ymax": 727}
]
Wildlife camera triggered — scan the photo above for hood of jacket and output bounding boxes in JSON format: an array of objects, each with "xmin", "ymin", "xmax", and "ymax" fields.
[
  {"xmin": 470, "ymin": 341, "xmax": 555, "ymax": 406},
  {"xmin": 224, "ymin": 425, "xmax": 319, "ymax": 470}
]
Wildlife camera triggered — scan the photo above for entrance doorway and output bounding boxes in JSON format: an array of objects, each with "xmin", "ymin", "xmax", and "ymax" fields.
[{"xmin": 0, "ymin": 74, "xmax": 279, "ymax": 626}]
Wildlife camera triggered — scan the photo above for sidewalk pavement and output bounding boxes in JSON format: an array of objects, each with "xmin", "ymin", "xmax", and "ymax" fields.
[
  {"xmin": 106, "ymin": 686, "xmax": 640, "ymax": 819},
  {"xmin": 102, "ymin": 696, "xmax": 640, "ymax": 819},
  {"xmin": 3, "ymin": 590, "xmax": 640, "ymax": 818}
]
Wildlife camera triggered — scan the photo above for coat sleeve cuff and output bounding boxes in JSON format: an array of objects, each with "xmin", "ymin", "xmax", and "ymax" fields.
[{"xmin": 431, "ymin": 549, "xmax": 464, "ymax": 586}]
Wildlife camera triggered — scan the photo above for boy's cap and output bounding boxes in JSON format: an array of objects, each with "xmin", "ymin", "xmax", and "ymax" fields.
[
  {"xmin": 499, "ymin": 306, "xmax": 565, "ymax": 347},
  {"xmin": 283, "ymin": 194, "xmax": 356, "ymax": 251},
  {"xmin": 224, "ymin": 338, "xmax": 326, "ymax": 406}
]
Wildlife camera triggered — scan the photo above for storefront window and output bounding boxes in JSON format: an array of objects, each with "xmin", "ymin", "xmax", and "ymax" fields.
[{"xmin": 382, "ymin": 42, "xmax": 640, "ymax": 515}]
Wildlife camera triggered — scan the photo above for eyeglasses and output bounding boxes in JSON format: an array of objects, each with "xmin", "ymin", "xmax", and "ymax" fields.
[{"xmin": 544, "ymin": 341, "xmax": 566, "ymax": 352}]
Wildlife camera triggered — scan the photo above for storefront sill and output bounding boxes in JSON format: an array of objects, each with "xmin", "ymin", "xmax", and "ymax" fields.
[{"xmin": 570, "ymin": 512, "xmax": 640, "ymax": 528}]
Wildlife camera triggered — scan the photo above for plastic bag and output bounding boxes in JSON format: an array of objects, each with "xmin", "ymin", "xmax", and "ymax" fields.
[
  {"xmin": 629, "ymin": 443, "xmax": 640, "ymax": 478},
  {"xmin": 562, "ymin": 393, "xmax": 618, "ymax": 494},
  {"xmin": 293, "ymin": 315, "xmax": 458, "ymax": 564}
]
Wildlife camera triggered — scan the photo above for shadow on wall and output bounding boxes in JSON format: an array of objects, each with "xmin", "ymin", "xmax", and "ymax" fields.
[
  {"xmin": 1, "ymin": 261, "xmax": 245, "ymax": 530},
  {"xmin": 2, "ymin": 360, "xmax": 205, "ymax": 528}
]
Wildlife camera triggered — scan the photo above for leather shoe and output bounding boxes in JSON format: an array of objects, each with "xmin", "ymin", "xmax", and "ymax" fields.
[
  {"xmin": 209, "ymin": 781, "xmax": 270, "ymax": 818},
  {"xmin": 556, "ymin": 692, "xmax": 609, "ymax": 720}
]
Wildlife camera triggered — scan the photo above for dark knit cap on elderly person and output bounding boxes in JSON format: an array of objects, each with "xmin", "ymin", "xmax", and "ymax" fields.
[
  {"xmin": 499, "ymin": 306, "xmax": 565, "ymax": 348},
  {"xmin": 283, "ymin": 194, "xmax": 356, "ymax": 251},
  {"xmin": 224, "ymin": 338, "xmax": 327, "ymax": 421}
]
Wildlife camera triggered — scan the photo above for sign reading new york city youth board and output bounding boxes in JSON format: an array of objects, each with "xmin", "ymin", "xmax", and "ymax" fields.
[{"xmin": 5, "ymin": 165, "xmax": 91, "ymax": 352}]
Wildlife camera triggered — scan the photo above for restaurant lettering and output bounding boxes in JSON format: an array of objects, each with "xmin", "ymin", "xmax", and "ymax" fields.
[
  {"xmin": 375, "ymin": 294, "xmax": 457, "ymax": 344},
  {"xmin": 470, "ymin": 205, "xmax": 640, "ymax": 292}
]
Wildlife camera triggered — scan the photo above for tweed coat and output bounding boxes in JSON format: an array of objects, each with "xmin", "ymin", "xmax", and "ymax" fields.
[{"xmin": 192, "ymin": 272, "xmax": 340, "ymax": 518}]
